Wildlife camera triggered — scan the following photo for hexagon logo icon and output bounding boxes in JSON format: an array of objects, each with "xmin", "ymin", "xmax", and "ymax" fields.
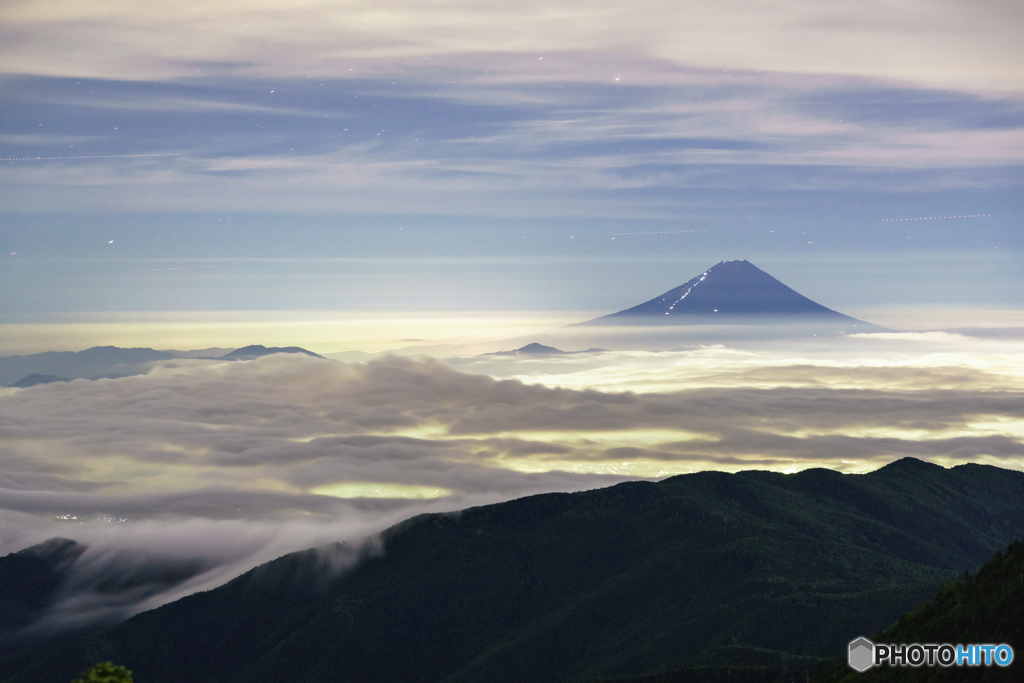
[{"xmin": 848, "ymin": 637, "xmax": 874, "ymax": 672}]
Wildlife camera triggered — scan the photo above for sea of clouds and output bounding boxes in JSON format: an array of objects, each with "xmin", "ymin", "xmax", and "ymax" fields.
[{"xmin": 1, "ymin": 333, "xmax": 1022, "ymax": 632}]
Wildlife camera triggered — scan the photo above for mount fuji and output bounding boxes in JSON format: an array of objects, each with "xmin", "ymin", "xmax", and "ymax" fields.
[{"xmin": 583, "ymin": 260, "xmax": 886, "ymax": 333}]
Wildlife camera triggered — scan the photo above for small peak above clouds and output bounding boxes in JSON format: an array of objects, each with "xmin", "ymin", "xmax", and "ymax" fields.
[
  {"xmin": 485, "ymin": 343, "xmax": 607, "ymax": 357},
  {"xmin": 218, "ymin": 345, "xmax": 323, "ymax": 360},
  {"xmin": 7, "ymin": 373, "xmax": 69, "ymax": 388}
]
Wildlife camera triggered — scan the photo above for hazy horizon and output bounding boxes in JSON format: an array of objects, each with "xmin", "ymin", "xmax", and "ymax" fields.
[{"xmin": 1, "ymin": 0, "xmax": 1022, "ymax": 639}]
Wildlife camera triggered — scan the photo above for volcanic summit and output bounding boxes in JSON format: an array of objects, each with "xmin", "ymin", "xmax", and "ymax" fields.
[{"xmin": 584, "ymin": 260, "xmax": 885, "ymax": 332}]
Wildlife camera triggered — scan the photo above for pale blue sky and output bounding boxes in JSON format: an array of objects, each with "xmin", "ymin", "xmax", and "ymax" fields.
[
  {"xmin": 1, "ymin": 1, "xmax": 1022, "ymax": 321},
  {"xmin": 2, "ymin": 0, "xmax": 1024, "ymax": 602}
]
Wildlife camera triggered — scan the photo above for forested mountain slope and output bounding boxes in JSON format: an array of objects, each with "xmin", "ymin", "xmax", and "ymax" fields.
[{"xmin": 6, "ymin": 459, "xmax": 1024, "ymax": 683}]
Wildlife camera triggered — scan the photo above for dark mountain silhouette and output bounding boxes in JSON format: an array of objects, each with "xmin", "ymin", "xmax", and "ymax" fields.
[
  {"xmin": 0, "ymin": 539, "xmax": 85, "ymax": 641},
  {"xmin": 584, "ymin": 260, "xmax": 885, "ymax": 332},
  {"xmin": 816, "ymin": 536, "xmax": 1024, "ymax": 682},
  {"xmin": 216, "ymin": 345, "xmax": 322, "ymax": 360},
  {"xmin": 7, "ymin": 373, "xmax": 69, "ymax": 388},
  {"xmin": 7, "ymin": 459, "xmax": 1024, "ymax": 683},
  {"xmin": 0, "ymin": 538, "xmax": 209, "ymax": 673}
]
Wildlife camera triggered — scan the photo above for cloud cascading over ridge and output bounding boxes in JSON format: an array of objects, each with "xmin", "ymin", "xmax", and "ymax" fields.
[
  {"xmin": 1, "ymin": 339, "xmax": 1022, "ymax": 628},
  {"xmin": 1, "ymin": 0, "xmax": 1023, "ymax": 639}
]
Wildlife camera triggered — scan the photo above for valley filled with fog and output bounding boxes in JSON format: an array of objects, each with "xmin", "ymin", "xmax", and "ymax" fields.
[{"xmin": 2, "ymin": 328, "xmax": 1022, "ymax": 633}]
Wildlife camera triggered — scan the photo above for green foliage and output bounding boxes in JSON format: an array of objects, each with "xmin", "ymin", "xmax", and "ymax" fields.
[
  {"xmin": 815, "ymin": 538, "xmax": 1024, "ymax": 682},
  {"xmin": 71, "ymin": 662, "xmax": 132, "ymax": 683},
  {"xmin": 6, "ymin": 459, "xmax": 1024, "ymax": 683}
]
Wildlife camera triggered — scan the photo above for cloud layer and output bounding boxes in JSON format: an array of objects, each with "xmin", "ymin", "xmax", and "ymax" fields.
[
  {"xmin": 3, "ymin": 0, "xmax": 1022, "ymax": 90},
  {"xmin": 2, "ymin": 66, "xmax": 1023, "ymax": 216},
  {"xmin": 2, "ymin": 342, "xmax": 1022, "ymax": 522},
  {"xmin": 1, "ymin": 338, "xmax": 1021, "ymax": 628},
  {"xmin": 1, "ymin": 0, "xmax": 1020, "ymax": 328}
]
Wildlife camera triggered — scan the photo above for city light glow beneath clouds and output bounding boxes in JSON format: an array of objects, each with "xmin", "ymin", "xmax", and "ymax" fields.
[
  {"xmin": 0, "ymin": 0, "xmax": 1022, "ymax": 633},
  {"xmin": 3, "ymin": 332, "xmax": 1022, "ymax": 553}
]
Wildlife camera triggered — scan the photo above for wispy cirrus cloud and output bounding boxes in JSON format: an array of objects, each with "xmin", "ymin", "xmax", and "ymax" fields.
[
  {"xmin": 2, "ymin": 0, "xmax": 1022, "ymax": 91},
  {"xmin": 1, "ymin": 0, "xmax": 1020, "ymax": 319},
  {"xmin": 2, "ymin": 69, "xmax": 1023, "ymax": 216}
]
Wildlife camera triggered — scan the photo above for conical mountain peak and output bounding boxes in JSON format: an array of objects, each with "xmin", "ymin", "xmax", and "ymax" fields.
[{"xmin": 584, "ymin": 260, "xmax": 884, "ymax": 331}]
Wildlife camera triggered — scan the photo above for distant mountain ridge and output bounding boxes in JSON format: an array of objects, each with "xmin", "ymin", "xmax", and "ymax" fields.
[
  {"xmin": 584, "ymin": 260, "xmax": 885, "ymax": 332},
  {"xmin": 215, "ymin": 345, "xmax": 323, "ymax": 360},
  {"xmin": 8, "ymin": 458, "xmax": 1024, "ymax": 683},
  {"xmin": 8, "ymin": 374, "xmax": 70, "ymax": 388},
  {"xmin": 0, "ymin": 346, "xmax": 174, "ymax": 387},
  {"xmin": 2, "ymin": 345, "xmax": 321, "ymax": 387}
]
